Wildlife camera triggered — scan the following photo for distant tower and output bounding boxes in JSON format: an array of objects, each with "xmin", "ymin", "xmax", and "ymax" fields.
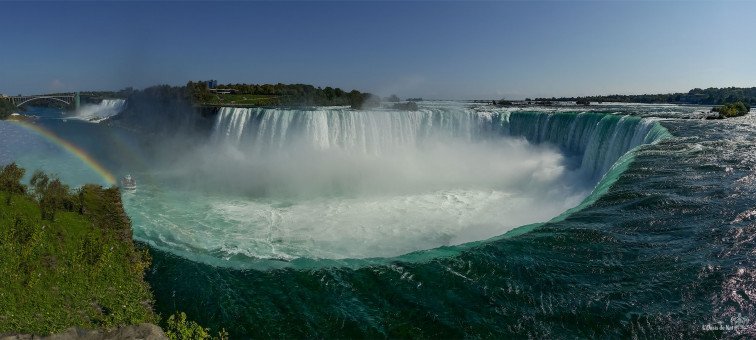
[
  {"xmin": 74, "ymin": 92, "xmax": 80, "ymax": 110},
  {"xmin": 206, "ymin": 80, "xmax": 217, "ymax": 89}
]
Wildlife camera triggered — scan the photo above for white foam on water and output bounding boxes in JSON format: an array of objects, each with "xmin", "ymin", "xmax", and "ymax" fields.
[
  {"xmin": 72, "ymin": 99, "xmax": 126, "ymax": 123},
  {"xmin": 117, "ymin": 103, "xmax": 670, "ymax": 267}
]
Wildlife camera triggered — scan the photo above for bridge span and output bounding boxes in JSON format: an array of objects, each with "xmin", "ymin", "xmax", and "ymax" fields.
[{"xmin": 2, "ymin": 92, "xmax": 80, "ymax": 109}]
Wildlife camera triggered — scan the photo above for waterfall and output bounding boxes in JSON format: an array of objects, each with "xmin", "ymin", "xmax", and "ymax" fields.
[
  {"xmin": 127, "ymin": 104, "xmax": 674, "ymax": 264},
  {"xmin": 74, "ymin": 99, "xmax": 127, "ymax": 123},
  {"xmin": 503, "ymin": 111, "xmax": 671, "ymax": 180},
  {"xmin": 211, "ymin": 106, "xmax": 670, "ymax": 182}
]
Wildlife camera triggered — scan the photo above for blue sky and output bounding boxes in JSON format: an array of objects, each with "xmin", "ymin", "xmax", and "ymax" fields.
[{"xmin": 1, "ymin": 1, "xmax": 754, "ymax": 100}]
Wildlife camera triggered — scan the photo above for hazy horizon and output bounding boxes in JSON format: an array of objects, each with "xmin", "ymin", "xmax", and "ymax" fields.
[{"xmin": 1, "ymin": 1, "xmax": 754, "ymax": 100}]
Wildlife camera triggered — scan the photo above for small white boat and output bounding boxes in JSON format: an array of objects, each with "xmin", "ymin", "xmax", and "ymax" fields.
[{"xmin": 121, "ymin": 174, "xmax": 136, "ymax": 190}]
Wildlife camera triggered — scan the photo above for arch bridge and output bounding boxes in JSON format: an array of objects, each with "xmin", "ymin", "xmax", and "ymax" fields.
[{"xmin": 3, "ymin": 93, "xmax": 79, "ymax": 108}]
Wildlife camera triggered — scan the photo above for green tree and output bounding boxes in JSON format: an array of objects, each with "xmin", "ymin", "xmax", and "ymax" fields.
[
  {"xmin": 0, "ymin": 99, "xmax": 19, "ymax": 120},
  {"xmin": 0, "ymin": 163, "xmax": 27, "ymax": 204},
  {"xmin": 39, "ymin": 178, "xmax": 72, "ymax": 221},
  {"xmin": 29, "ymin": 169, "xmax": 50, "ymax": 200},
  {"xmin": 29, "ymin": 169, "xmax": 75, "ymax": 220},
  {"xmin": 186, "ymin": 81, "xmax": 212, "ymax": 104}
]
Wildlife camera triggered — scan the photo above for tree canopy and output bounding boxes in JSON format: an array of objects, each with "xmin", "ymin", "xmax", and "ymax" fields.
[
  {"xmin": 0, "ymin": 99, "xmax": 18, "ymax": 120},
  {"xmin": 187, "ymin": 81, "xmax": 379, "ymax": 109},
  {"xmin": 545, "ymin": 87, "xmax": 756, "ymax": 105},
  {"xmin": 712, "ymin": 101, "xmax": 750, "ymax": 118}
]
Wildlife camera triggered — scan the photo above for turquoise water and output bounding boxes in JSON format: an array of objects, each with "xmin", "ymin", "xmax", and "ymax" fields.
[
  {"xmin": 3, "ymin": 102, "xmax": 752, "ymax": 338},
  {"xmin": 116, "ymin": 104, "xmax": 666, "ymax": 270}
]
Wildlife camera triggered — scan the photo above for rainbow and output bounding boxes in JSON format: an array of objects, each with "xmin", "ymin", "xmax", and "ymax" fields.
[{"xmin": 10, "ymin": 120, "xmax": 117, "ymax": 185}]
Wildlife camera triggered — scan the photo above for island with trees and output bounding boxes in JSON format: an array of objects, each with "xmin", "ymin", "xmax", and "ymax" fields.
[{"xmin": 710, "ymin": 101, "xmax": 751, "ymax": 119}]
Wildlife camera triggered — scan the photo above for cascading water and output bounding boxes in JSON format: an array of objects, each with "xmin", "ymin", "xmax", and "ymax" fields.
[
  {"xmin": 211, "ymin": 106, "xmax": 669, "ymax": 183},
  {"xmin": 123, "ymin": 103, "xmax": 670, "ymax": 268},
  {"xmin": 11, "ymin": 103, "xmax": 756, "ymax": 338},
  {"xmin": 72, "ymin": 99, "xmax": 126, "ymax": 122},
  {"xmin": 502, "ymin": 111, "xmax": 671, "ymax": 180}
]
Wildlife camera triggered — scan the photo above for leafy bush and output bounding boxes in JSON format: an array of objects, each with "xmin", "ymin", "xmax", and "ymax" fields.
[
  {"xmin": 712, "ymin": 101, "xmax": 750, "ymax": 118},
  {"xmin": 164, "ymin": 312, "xmax": 228, "ymax": 340}
]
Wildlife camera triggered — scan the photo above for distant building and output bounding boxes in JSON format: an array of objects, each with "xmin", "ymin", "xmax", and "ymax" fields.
[
  {"xmin": 208, "ymin": 88, "xmax": 238, "ymax": 95},
  {"xmin": 205, "ymin": 80, "xmax": 218, "ymax": 89}
]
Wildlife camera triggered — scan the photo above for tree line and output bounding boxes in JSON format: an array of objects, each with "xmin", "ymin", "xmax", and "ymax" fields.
[
  {"xmin": 187, "ymin": 81, "xmax": 380, "ymax": 109},
  {"xmin": 540, "ymin": 87, "xmax": 756, "ymax": 105}
]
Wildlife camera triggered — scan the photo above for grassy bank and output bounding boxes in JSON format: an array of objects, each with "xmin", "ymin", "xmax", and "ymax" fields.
[
  {"xmin": 0, "ymin": 163, "xmax": 228, "ymax": 338},
  {"xmin": 0, "ymin": 165, "xmax": 156, "ymax": 334}
]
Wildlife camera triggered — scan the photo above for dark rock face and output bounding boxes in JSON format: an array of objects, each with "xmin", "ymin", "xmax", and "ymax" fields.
[{"xmin": 0, "ymin": 324, "xmax": 167, "ymax": 340}]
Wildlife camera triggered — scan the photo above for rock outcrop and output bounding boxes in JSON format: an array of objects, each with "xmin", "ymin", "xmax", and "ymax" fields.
[{"xmin": 0, "ymin": 324, "xmax": 167, "ymax": 340}]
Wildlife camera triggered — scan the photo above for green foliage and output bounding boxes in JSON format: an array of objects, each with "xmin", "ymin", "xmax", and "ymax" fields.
[
  {"xmin": 0, "ymin": 166, "xmax": 156, "ymax": 335},
  {"xmin": 108, "ymin": 85, "xmax": 211, "ymax": 136},
  {"xmin": 164, "ymin": 312, "xmax": 228, "ymax": 340},
  {"xmin": 545, "ymin": 87, "xmax": 756, "ymax": 105},
  {"xmin": 30, "ymin": 170, "xmax": 78, "ymax": 221},
  {"xmin": 712, "ymin": 101, "xmax": 750, "ymax": 118},
  {"xmin": 189, "ymin": 81, "xmax": 379, "ymax": 109},
  {"xmin": 200, "ymin": 93, "xmax": 278, "ymax": 106},
  {"xmin": 78, "ymin": 89, "xmax": 131, "ymax": 105},
  {"xmin": 29, "ymin": 169, "xmax": 50, "ymax": 198},
  {"xmin": 0, "ymin": 99, "xmax": 18, "ymax": 120},
  {"xmin": 186, "ymin": 81, "xmax": 213, "ymax": 104},
  {"xmin": 0, "ymin": 163, "xmax": 27, "ymax": 204},
  {"xmin": 390, "ymin": 102, "xmax": 419, "ymax": 111},
  {"xmin": 576, "ymin": 98, "xmax": 590, "ymax": 106},
  {"xmin": 6, "ymin": 211, "xmax": 41, "ymax": 250}
]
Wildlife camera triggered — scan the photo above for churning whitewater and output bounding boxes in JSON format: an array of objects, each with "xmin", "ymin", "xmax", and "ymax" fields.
[
  {"xmin": 73, "ymin": 99, "xmax": 126, "ymax": 123},
  {"xmin": 8, "ymin": 103, "xmax": 756, "ymax": 338},
  {"xmin": 122, "ymin": 103, "xmax": 670, "ymax": 267}
]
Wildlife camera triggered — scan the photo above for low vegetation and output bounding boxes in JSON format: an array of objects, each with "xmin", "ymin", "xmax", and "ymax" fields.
[
  {"xmin": 711, "ymin": 101, "xmax": 751, "ymax": 118},
  {"xmin": 164, "ymin": 312, "xmax": 228, "ymax": 340},
  {"xmin": 0, "ymin": 163, "xmax": 227, "ymax": 337},
  {"xmin": 0, "ymin": 163, "xmax": 156, "ymax": 334}
]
